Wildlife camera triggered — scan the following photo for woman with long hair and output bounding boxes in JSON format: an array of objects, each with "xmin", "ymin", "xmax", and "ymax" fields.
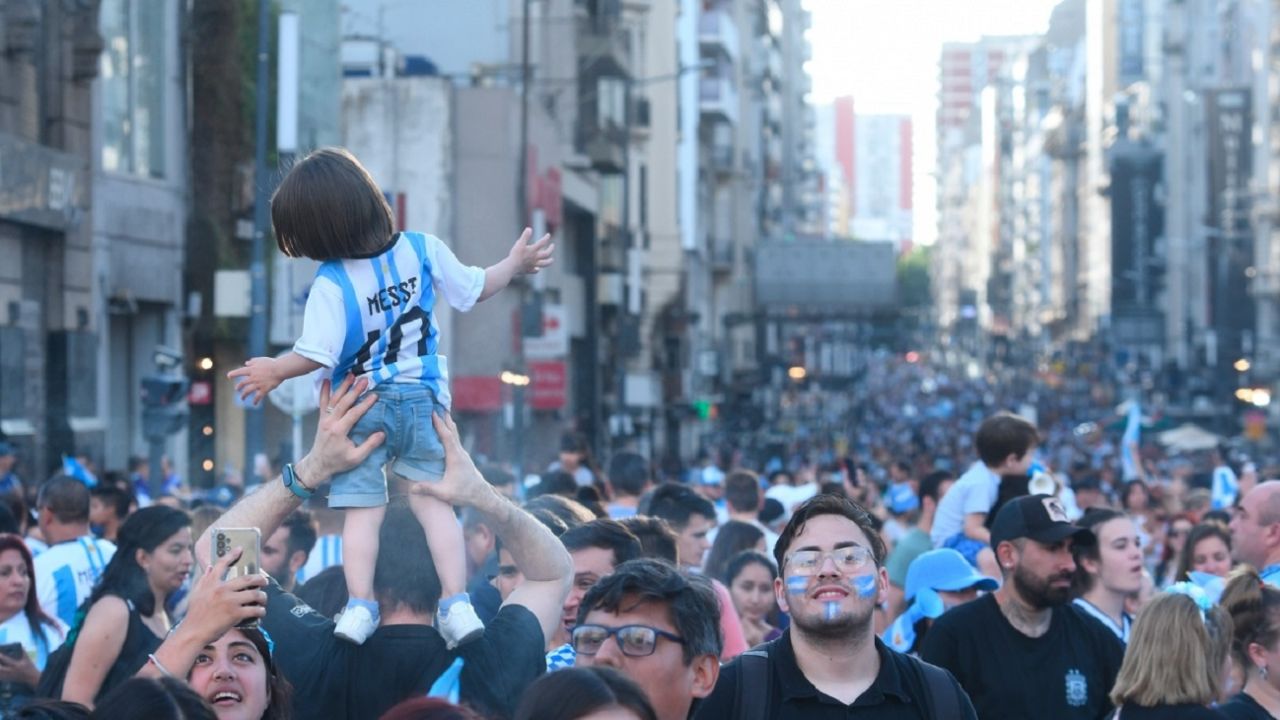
[
  {"xmin": 704, "ymin": 521, "xmax": 765, "ymax": 583},
  {"xmin": 1109, "ymin": 587, "xmax": 1234, "ymax": 718},
  {"xmin": 142, "ymin": 545, "xmax": 287, "ymax": 720},
  {"xmin": 1220, "ymin": 567, "xmax": 1280, "ymax": 719},
  {"xmin": 0, "ymin": 534, "xmax": 65, "ymax": 713},
  {"xmin": 1177, "ymin": 523, "xmax": 1234, "ymax": 583},
  {"xmin": 725, "ymin": 551, "xmax": 781, "ymax": 648},
  {"xmin": 39, "ymin": 506, "xmax": 193, "ymax": 708},
  {"xmin": 1157, "ymin": 515, "xmax": 1196, "ymax": 588},
  {"xmin": 1071, "ymin": 508, "xmax": 1145, "ymax": 644}
]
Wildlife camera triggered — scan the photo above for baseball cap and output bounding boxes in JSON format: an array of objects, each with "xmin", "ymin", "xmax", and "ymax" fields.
[
  {"xmin": 886, "ymin": 483, "xmax": 919, "ymax": 515},
  {"xmin": 698, "ymin": 466, "xmax": 725, "ymax": 487},
  {"xmin": 904, "ymin": 548, "xmax": 999, "ymax": 616},
  {"xmin": 990, "ymin": 494, "xmax": 1095, "ymax": 548}
]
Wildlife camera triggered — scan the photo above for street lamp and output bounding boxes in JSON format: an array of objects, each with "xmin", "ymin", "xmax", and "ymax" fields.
[
  {"xmin": 788, "ymin": 366, "xmax": 807, "ymax": 381},
  {"xmin": 1235, "ymin": 358, "xmax": 1251, "ymax": 373}
]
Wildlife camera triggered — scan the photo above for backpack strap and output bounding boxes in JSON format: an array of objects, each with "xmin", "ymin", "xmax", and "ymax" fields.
[
  {"xmin": 913, "ymin": 656, "xmax": 963, "ymax": 720},
  {"xmin": 731, "ymin": 645, "xmax": 772, "ymax": 720}
]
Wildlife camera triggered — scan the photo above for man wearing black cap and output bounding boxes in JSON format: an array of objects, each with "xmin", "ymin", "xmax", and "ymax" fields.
[{"xmin": 920, "ymin": 495, "xmax": 1124, "ymax": 720}]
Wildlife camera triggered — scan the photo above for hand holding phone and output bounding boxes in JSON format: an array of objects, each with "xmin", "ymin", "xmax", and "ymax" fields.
[{"xmin": 212, "ymin": 528, "xmax": 263, "ymax": 628}]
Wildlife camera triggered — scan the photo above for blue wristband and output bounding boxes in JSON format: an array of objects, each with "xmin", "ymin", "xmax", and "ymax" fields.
[{"xmin": 283, "ymin": 463, "xmax": 314, "ymax": 500}]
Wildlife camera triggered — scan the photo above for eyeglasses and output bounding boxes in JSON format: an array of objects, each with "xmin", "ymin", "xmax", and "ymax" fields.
[
  {"xmin": 785, "ymin": 546, "xmax": 875, "ymax": 575},
  {"xmin": 571, "ymin": 624, "xmax": 685, "ymax": 657}
]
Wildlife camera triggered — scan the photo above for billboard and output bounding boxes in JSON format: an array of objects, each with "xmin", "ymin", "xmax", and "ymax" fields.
[{"xmin": 755, "ymin": 239, "xmax": 897, "ymax": 309}]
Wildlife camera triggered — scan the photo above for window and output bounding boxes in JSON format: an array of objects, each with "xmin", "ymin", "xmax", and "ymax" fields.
[
  {"xmin": 598, "ymin": 76, "xmax": 627, "ymax": 130},
  {"xmin": 100, "ymin": 0, "xmax": 166, "ymax": 178}
]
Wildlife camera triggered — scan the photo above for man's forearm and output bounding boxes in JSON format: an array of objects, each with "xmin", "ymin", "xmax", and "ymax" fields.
[
  {"xmin": 472, "ymin": 486, "xmax": 569, "ymax": 582},
  {"xmin": 194, "ymin": 456, "xmax": 327, "ymax": 568}
]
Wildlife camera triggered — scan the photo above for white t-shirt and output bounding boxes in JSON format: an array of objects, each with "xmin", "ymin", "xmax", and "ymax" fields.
[
  {"xmin": 765, "ymin": 483, "xmax": 820, "ymax": 518},
  {"xmin": 294, "ymin": 232, "xmax": 485, "ymax": 407},
  {"xmin": 295, "ymin": 534, "xmax": 342, "ymax": 588},
  {"xmin": 930, "ymin": 462, "xmax": 1000, "ymax": 546},
  {"xmin": 0, "ymin": 610, "xmax": 66, "ymax": 669},
  {"xmin": 34, "ymin": 535, "xmax": 116, "ymax": 628}
]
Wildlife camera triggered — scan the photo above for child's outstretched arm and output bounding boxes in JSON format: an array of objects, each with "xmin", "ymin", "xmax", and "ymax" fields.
[
  {"xmin": 478, "ymin": 227, "xmax": 554, "ymax": 303},
  {"xmin": 228, "ymin": 352, "xmax": 323, "ymax": 405}
]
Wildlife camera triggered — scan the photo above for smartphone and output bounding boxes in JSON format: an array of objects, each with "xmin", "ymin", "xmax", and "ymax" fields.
[
  {"xmin": 212, "ymin": 527, "xmax": 262, "ymax": 629},
  {"xmin": 0, "ymin": 643, "xmax": 23, "ymax": 661}
]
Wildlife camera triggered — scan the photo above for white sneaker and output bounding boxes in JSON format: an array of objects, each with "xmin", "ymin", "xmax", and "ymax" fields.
[
  {"xmin": 334, "ymin": 604, "xmax": 378, "ymax": 645},
  {"xmin": 437, "ymin": 600, "xmax": 485, "ymax": 649}
]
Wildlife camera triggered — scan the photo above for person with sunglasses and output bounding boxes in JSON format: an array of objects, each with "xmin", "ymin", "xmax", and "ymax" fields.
[
  {"xmin": 695, "ymin": 493, "xmax": 976, "ymax": 719},
  {"xmin": 573, "ymin": 558, "xmax": 721, "ymax": 720}
]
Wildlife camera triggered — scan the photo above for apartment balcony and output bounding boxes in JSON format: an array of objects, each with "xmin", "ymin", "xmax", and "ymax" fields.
[
  {"xmin": 709, "ymin": 143, "xmax": 734, "ymax": 178},
  {"xmin": 710, "ymin": 237, "xmax": 736, "ymax": 274},
  {"xmin": 576, "ymin": 122, "xmax": 626, "ymax": 174},
  {"xmin": 699, "ymin": 72, "xmax": 739, "ymax": 126},
  {"xmin": 576, "ymin": 14, "xmax": 631, "ymax": 78},
  {"xmin": 699, "ymin": 7, "xmax": 739, "ymax": 62}
]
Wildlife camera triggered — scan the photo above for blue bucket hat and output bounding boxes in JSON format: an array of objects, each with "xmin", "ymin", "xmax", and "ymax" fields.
[{"xmin": 904, "ymin": 548, "xmax": 1000, "ymax": 618}]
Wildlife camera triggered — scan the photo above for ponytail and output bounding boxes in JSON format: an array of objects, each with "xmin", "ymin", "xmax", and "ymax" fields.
[{"xmin": 1221, "ymin": 566, "xmax": 1280, "ymax": 672}]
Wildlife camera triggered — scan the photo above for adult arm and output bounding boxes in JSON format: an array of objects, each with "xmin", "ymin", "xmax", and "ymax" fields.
[
  {"xmin": 412, "ymin": 413, "xmax": 572, "ymax": 645},
  {"xmin": 195, "ymin": 376, "xmax": 384, "ymax": 570},
  {"xmin": 61, "ymin": 595, "xmax": 130, "ymax": 709},
  {"xmin": 478, "ymin": 228, "xmax": 554, "ymax": 303}
]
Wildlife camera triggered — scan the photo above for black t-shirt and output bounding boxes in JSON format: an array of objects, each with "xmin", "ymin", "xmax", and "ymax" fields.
[
  {"xmin": 263, "ymin": 581, "xmax": 546, "ymax": 719},
  {"xmin": 919, "ymin": 594, "xmax": 1124, "ymax": 720},
  {"xmin": 693, "ymin": 630, "xmax": 978, "ymax": 719},
  {"xmin": 1118, "ymin": 704, "xmax": 1226, "ymax": 719},
  {"xmin": 1221, "ymin": 693, "xmax": 1277, "ymax": 720}
]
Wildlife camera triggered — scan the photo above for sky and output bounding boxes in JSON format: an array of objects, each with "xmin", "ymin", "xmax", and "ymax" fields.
[{"xmin": 804, "ymin": 0, "xmax": 1062, "ymax": 245}]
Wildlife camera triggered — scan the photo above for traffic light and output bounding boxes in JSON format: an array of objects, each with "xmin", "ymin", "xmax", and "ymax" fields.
[{"xmin": 141, "ymin": 376, "xmax": 189, "ymax": 440}]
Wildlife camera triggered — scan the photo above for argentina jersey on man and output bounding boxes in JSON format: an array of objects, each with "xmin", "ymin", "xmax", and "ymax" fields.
[
  {"xmin": 34, "ymin": 535, "xmax": 116, "ymax": 627},
  {"xmin": 293, "ymin": 232, "xmax": 485, "ymax": 407}
]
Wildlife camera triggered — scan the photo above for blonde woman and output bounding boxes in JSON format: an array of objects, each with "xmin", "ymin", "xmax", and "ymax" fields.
[{"xmin": 1110, "ymin": 585, "xmax": 1233, "ymax": 719}]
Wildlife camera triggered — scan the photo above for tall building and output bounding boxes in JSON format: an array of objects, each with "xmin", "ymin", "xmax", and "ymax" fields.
[
  {"xmin": 818, "ymin": 97, "xmax": 913, "ymax": 247},
  {"xmin": 0, "ymin": 1, "xmax": 103, "ymax": 479}
]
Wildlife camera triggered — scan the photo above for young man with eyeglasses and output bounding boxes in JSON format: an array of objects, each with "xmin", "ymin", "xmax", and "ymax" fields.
[
  {"xmin": 574, "ymin": 558, "xmax": 722, "ymax": 720},
  {"xmin": 545, "ymin": 518, "xmax": 644, "ymax": 670},
  {"xmin": 694, "ymin": 494, "xmax": 976, "ymax": 719}
]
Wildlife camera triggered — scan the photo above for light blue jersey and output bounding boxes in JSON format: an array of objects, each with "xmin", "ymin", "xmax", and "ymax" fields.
[
  {"xmin": 294, "ymin": 232, "xmax": 484, "ymax": 409},
  {"xmin": 34, "ymin": 535, "xmax": 115, "ymax": 627}
]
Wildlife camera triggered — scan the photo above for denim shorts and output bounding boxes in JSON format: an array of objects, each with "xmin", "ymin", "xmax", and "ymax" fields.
[{"xmin": 328, "ymin": 384, "xmax": 448, "ymax": 508}]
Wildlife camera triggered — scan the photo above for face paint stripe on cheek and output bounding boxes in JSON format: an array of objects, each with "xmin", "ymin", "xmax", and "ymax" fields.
[
  {"xmin": 786, "ymin": 576, "xmax": 808, "ymax": 595},
  {"xmin": 853, "ymin": 575, "xmax": 877, "ymax": 598}
]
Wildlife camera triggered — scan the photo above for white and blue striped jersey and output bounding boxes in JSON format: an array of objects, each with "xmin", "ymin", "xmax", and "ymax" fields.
[
  {"xmin": 293, "ymin": 232, "xmax": 485, "ymax": 408},
  {"xmin": 34, "ymin": 535, "xmax": 116, "ymax": 628},
  {"xmin": 295, "ymin": 534, "xmax": 343, "ymax": 587}
]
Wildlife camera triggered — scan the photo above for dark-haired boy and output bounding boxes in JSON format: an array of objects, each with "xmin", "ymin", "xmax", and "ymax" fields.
[{"xmin": 930, "ymin": 412, "xmax": 1039, "ymax": 571}]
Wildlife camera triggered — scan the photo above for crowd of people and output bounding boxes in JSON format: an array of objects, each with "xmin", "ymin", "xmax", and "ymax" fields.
[
  {"xmin": 0, "ymin": 146, "xmax": 1278, "ymax": 718},
  {"xmin": 0, "ymin": 352, "xmax": 1270, "ymax": 719}
]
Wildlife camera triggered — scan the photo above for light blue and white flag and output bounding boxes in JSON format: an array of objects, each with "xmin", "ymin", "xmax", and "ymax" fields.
[{"xmin": 1121, "ymin": 402, "xmax": 1141, "ymax": 481}]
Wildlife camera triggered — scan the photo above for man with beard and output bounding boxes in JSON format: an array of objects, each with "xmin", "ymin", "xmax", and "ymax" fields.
[
  {"xmin": 920, "ymin": 495, "xmax": 1124, "ymax": 720},
  {"xmin": 694, "ymin": 494, "xmax": 975, "ymax": 719}
]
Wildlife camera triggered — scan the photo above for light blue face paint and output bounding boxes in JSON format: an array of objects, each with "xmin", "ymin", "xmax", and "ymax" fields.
[
  {"xmin": 824, "ymin": 601, "xmax": 839, "ymax": 621},
  {"xmin": 786, "ymin": 576, "xmax": 809, "ymax": 595},
  {"xmin": 853, "ymin": 574, "xmax": 877, "ymax": 598}
]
